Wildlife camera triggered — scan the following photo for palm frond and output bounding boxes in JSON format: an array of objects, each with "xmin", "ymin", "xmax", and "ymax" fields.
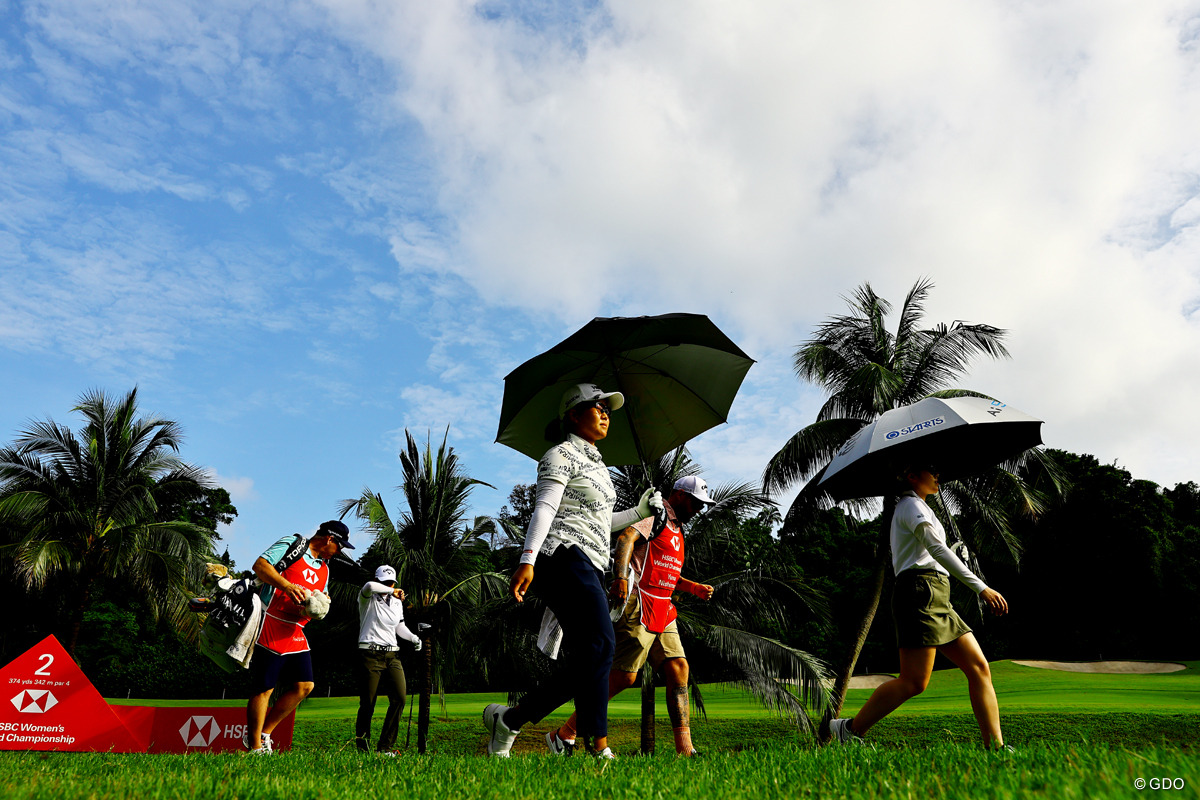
[
  {"xmin": 696, "ymin": 625, "xmax": 831, "ymax": 729},
  {"xmin": 0, "ymin": 387, "xmax": 220, "ymax": 652},
  {"xmin": 762, "ymin": 418, "xmax": 867, "ymax": 495}
]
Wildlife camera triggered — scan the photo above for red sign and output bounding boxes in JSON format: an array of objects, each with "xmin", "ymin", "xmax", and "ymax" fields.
[
  {"xmin": 1, "ymin": 636, "xmax": 294, "ymax": 754},
  {"xmin": 110, "ymin": 705, "xmax": 294, "ymax": 753},
  {"xmin": 0, "ymin": 635, "xmax": 143, "ymax": 752}
]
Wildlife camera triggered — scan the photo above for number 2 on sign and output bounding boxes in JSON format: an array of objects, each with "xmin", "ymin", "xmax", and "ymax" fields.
[{"xmin": 34, "ymin": 654, "xmax": 53, "ymax": 676}]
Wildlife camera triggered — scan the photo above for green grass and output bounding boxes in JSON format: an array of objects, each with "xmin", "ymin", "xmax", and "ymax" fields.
[
  {"xmin": 270, "ymin": 658, "xmax": 1200, "ymax": 719},
  {"xmin": 4, "ymin": 660, "xmax": 1197, "ymax": 799},
  {"xmin": 1, "ymin": 742, "xmax": 1195, "ymax": 800}
]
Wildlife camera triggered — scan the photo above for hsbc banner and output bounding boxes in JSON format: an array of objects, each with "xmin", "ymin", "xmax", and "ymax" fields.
[
  {"xmin": 111, "ymin": 705, "xmax": 295, "ymax": 753},
  {"xmin": 1, "ymin": 636, "xmax": 293, "ymax": 753}
]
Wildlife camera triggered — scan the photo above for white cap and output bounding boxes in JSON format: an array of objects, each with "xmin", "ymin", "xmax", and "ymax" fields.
[
  {"xmin": 558, "ymin": 383, "xmax": 625, "ymax": 419},
  {"xmin": 375, "ymin": 565, "xmax": 397, "ymax": 583},
  {"xmin": 673, "ymin": 475, "xmax": 716, "ymax": 506}
]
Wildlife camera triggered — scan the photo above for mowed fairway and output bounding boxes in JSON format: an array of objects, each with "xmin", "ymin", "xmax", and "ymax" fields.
[{"xmin": 3, "ymin": 661, "xmax": 1196, "ymax": 800}]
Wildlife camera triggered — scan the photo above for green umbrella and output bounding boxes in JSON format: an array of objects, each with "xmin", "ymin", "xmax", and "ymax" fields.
[{"xmin": 496, "ymin": 313, "xmax": 754, "ymax": 466}]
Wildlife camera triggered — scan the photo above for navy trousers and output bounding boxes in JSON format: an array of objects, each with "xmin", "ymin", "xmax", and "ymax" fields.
[{"xmin": 513, "ymin": 545, "xmax": 615, "ymax": 738}]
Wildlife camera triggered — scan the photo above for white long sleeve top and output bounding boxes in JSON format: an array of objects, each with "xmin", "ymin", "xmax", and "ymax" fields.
[
  {"xmin": 519, "ymin": 433, "xmax": 647, "ymax": 571},
  {"xmin": 357, "ymin": 581, "xmax": 420, "ymax": 648},
  {"xmin": 891, "ymin": 491, "xmax": 989, "ymax": 594}
]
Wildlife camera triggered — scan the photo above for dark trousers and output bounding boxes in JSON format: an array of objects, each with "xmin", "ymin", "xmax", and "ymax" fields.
[
  {"xmin": 512, "ymin": 545, "xmax": 616, "ymax": 738},
  {"xmin": 355, "ymin": 650, "xmax": 407, "ymax": 751}
]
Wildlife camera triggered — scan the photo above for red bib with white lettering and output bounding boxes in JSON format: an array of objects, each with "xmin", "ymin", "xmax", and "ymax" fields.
[
  {"xmin": 635, "ymin": 520, "xmax": 684, "ymax": 634},
  {"xmin": 256, "ymin": 556, "xmax": 329, "ymax": 654}
]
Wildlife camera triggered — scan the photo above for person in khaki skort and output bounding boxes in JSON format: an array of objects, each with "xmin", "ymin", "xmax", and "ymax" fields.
[
  {"xmin": 549, "ymin": 476, "xmax": 716, "ymax": 757},
  {"xmin": 826, "ymin": 465, "xmax": 1011, "ymax": 750}
]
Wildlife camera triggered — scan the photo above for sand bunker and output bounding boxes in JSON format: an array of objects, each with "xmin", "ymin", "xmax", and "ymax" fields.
[
  {"xmin": 1012, "ymin": 660, "xmax": 1185, "ymax": 674},
  {"xmin": 848, "ymin": 674, "xmax": 895, "ymax": 688}
]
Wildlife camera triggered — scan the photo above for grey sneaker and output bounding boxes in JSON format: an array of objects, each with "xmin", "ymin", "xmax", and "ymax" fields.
[
  {"xmin": 545, "ymin": 730, "xmax": 575, "ymax": 756},
  {"xmin": 242, "ymin": 731, "xmax": 272, "ymax": 753},
  {"xmin": 829, "ymin": 717, "xmax": 862, "ymax": 744},
  {"xmin": 483, "ymin": 703, "xmax": 519, "ymax": 757}
]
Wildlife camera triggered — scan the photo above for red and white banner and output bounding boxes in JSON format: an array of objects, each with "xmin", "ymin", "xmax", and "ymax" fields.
[
  {"xmin": 110, "ymin": 705, "xmax": 294, "ymax": 753},
  {"xmin": 1, "ymin": 635, "xmax": 143, "ymax": 752},
  {"xmin": 1, "ymin": 636, "xmax": 293, "ymax": 753}
]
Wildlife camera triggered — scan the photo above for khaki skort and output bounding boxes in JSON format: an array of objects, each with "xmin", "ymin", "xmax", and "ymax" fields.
[
  {"xmin": 891, "ymin": 569, "xmax": 972, "ymax": 648},
  {"xmin": 611, "ymin": 590, "xmax": 687, "ymax": 672}
]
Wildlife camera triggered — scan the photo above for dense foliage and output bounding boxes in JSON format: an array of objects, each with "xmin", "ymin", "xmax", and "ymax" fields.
[{"xmin": 3, "ymin": 396, "xmax": 1198, "ymax": 704}]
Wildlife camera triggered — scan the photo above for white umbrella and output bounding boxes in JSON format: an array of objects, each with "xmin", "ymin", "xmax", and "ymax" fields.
[{"xmin": 815, "ymin": 396, "xmax": 1043, "ymax": 501}]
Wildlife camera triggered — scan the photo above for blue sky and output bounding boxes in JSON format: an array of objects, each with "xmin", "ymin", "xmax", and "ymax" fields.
[{"xmin": 3, "ymin": 0, "xmax": 1200, "ymax": 569}]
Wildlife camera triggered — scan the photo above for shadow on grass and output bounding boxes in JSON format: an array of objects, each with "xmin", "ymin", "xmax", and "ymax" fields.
[{"xmin": 295, "ymin": 712, "xmax": 1200, "ymax": 756}]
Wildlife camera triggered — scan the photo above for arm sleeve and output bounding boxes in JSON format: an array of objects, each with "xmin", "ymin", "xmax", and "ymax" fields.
[
  {"xmin": 519, "ymin": 477, "xmax": 567, "ymax": 566},
  {"xmin": 914, "ymin": 522, "xmax": 989, "ymax": 594},
  {"xmin": 394, "ymin": 620, "xmax": 421, "ymax": 645},
  {"xmin": 360, "ymin": 581, "xmax": 393, "ymax": 599},
  {"xmin": 610, "ymin": 506, "xmax": 645, "ymax": 531}
]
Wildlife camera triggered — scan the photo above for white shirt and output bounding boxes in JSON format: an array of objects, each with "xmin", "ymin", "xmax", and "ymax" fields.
[
  {"xmin": 891, "ymin": 492, "xmax": 988, "ymax": 594},
  {"xmin": 357, "ymin": 581, "xmax": 420, "ymax": 647},
  {"xmin": 519, "ymin": 434, "xmax": 646, "ymax": 571}
]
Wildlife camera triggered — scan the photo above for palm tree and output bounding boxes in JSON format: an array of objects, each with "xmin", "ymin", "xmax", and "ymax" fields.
[
  {"xmin": 0, "ymin": 387, "xmax": 217, "ymax": 656},
  {"xmin": 762, "ymin": 279, "xmax": 1059, "ymax": 734},
  {"xmin": 339, "ymin": 428, "xmax": 506, "ymax": 754},
  {"xmin": 613, "ymin": 448, "xmax": 832, "ymax": 753}
]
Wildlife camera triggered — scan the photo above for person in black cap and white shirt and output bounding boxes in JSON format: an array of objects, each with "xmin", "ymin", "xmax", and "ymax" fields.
[
  {"xmin": 355, "ymin": 564, "xmax": 421, "ymax": 755},
  {"xmin": 483, "ymin": 383, "xmax": 662, "ymax": 760},
  {"xmin": 244, "ymin": 520, "xmax": 353, "ymax": 754}
]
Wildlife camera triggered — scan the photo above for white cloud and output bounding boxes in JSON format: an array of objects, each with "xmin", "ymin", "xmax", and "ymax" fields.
[
  {"xmin": 7, "ymin": 0, "xmax": 1200, "ymax": 570},
  {"xmin": 211, "ymin": 471, "xmax": 259, "ymax": 504},
  {"xmin": 307, "ymin": 0, "xmax": 1200, "ymax": 488}
]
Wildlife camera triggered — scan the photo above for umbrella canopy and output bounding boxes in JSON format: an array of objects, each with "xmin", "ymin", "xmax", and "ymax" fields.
[
  {"xmin": 496, "ymin": 314, "xmax": 754, "ymax": 465},
  {"xmin": 815, "ymin": 396, "xmax": 1043, "ymax": 501}
]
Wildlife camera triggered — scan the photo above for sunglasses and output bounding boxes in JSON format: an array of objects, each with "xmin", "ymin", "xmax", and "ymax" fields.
[{"xmin": 582, "ymin": 400, "xmax": 611, "ymax": 416}]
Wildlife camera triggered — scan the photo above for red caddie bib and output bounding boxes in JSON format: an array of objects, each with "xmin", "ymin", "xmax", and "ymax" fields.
[
  {"xmin": 635, "ymin": 519, "xmax": 684, "ymax": 634},
  {"xmin": 256, "ymin": 556, "xmax": 329, "ymax": 655}
]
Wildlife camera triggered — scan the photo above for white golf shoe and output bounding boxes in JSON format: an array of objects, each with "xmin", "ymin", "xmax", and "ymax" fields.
[
  {"xmin": 482, "ymin": 703, "xmax": 520, "ymax": 757},
  {"xmin": 829, "ymin": 717, "xmax": 863, "ymax": 744}
]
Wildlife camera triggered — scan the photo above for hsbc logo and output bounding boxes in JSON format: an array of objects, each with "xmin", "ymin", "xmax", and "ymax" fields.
[
  {"xmin": 302, "ymin": 568, "xmax": 319, "ymax": 584},
  {"xmin": 179, "ymin": 715, "xmax": 222, "ymax": 747},
  {"xmin": 10, "ymin": 689, "xmax": 58, "ymax": 713},
  {"xmin": 670, "ymin": 535, "xmax": 681, "ymax": 551}
]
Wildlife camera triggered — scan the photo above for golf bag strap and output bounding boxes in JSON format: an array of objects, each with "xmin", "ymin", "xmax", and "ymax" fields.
[{"xmin": 274, "ymin": 534, "xmax": 309, "ymax": 573}]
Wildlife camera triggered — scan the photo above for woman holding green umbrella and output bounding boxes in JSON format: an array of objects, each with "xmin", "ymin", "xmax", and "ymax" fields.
[{"xmin": 483, "ymin": 383, "xmax": 661, "ymax": 759}]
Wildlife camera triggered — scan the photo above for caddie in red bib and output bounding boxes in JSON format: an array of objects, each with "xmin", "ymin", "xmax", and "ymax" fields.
[
  {"xmin": 242, "ymin": 520, "xmax": 353, "ymax": 755},
  {"xmin": 257, "ymin": 551, "xmax": 330, "ymax": 654},
  {"xmin": 633, "ymin": 509, "xmax": 686, "ymax": 634},
  {"xmin": 551, "ymin": 476, "xmax": 717, "ymax": 757}
]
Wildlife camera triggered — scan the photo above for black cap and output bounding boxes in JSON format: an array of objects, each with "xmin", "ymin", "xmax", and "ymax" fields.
[{"xmin": 317, "ymin": 519, "xmax": 354, "ymax": 550}]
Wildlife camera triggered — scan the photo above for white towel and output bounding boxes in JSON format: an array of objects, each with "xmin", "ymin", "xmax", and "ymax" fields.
[
  {"xmin": 611, "ymin": 563, "xmax": 636, "ymax": 622},
  {"xmin": 226, "ymin": 593, "xmax": 264, "ymax": 669},
  {"xmin": 536, "ymin": 608, "xmax": 562, "ymax": 660}
]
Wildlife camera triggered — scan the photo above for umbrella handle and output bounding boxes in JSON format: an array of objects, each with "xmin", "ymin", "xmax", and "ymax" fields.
[{"xmin": 651, "ymin": 506, "xmax": 668, "ymax": 538}]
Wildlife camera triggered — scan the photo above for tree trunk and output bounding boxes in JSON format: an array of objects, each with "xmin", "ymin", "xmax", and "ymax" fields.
[
  {"xmin": 640, "ymin": 661, "xmax": 655, "ymax": 754},
  {"xmin": 818, "ymin": 496, "xmax": 895, "ymax": 742},
  {"xmin": 65, "ymin": 575, "xmax": 95, "ymax": 658},
  {"xmin": 418, "ymin": 633, "xmax": 433, "ymax": 754}
]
